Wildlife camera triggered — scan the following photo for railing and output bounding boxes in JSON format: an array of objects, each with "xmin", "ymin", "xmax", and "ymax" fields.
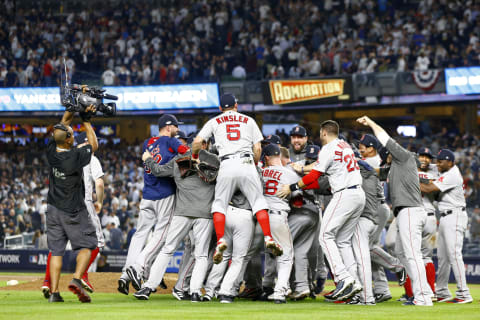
[{"xmin": 4, "ymin": 233, "xmax": 35, "ymax": 250}]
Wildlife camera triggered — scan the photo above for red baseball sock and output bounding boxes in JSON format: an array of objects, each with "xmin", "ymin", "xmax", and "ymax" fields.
[
  {"xmin": 44, "ymin": 252, "xmax": 52, "ymax": 282},
  {"xmin": 213, "ymin": 212, "xmax": 226, "ymax": 242},
  {"xmin": 404, "ymin": 276, "xmax": 413, "ymax": 298},
  {"xmin": 255, "ymin": 209, "xmax": 272, "ymax": 238},
  {"xmin": 83, "ymin": 247, "xmax": 100, "ymax": 278},
  {"xmin": 425, "ymin": 262, "xmax": 436, "ymax": 293}
]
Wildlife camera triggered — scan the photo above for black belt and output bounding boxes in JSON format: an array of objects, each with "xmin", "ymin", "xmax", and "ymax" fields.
[
  {"xmin": 269, "ymin": 210, "xmax": 284, "ymax": 215},
  {"xmin": 220, "ymin": 153, "xmax": 252, "ymax": 161},
  {"xmin": 441, "ymin": 207, "xmax": 465, "ymax": 217},
  {"xmin": 380, "ymin": 200, "xmax": 386, "ymax": 205},
  {"xmin": 427, "ymin": 212, "xmax": 435, "ymax": 216},
  {"xmin": 336, "ymin": 185, "xmax": 360, "ymax": 193}
]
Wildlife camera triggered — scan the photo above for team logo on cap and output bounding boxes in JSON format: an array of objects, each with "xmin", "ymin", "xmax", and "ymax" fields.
[
  {"xmin": 295, "ymin": 127, "xmax": 300, "ymax": 132},
  {"xmin": 310, "ymin": 147, "xmax": 314, "ymax": 153}
]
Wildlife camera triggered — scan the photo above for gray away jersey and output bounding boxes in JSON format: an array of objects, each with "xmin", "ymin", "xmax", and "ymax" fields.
[
  {"xmin": 381, "ymin": 138, "xmax": 422, "ymax": 213},
  {"xmin": 359, "ymin": 165, "xmax": 378, "ymax": 223},
  {"xmin": 145, "ymin": 154, "xmax": 215, "ymax": 219},
  {"xmin": 262, "ymin": 165, "xmax": 300, "ymax": 212}
]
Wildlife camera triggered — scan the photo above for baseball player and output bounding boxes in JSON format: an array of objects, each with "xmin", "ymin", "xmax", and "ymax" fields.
[
  {"xmin": 402, "ymin": 147, "xmax": 438, "ymax": 301},
  {"xmin": 132, "ymin": 147, "xmax": 216, "ymax": 301},
  {"xmin": 118, "ymin": 114, "xmax": 189, "ymax": 294},
  {"xmin": 41, "ymin": 131, "xmax": 105, "ymax": 298},
  {"xmin": 191, "ymin": 93, "xmax": 282, "ymax": 265},
  {"xmin": 358, "ymin": 134, "xmax": 406, "ymax": 303},
  {"xmin": 357, "ymin": 115, "xmax": 433, "ymax": 306},
  {"xmin": 175, "ymin": 130, "xmax": 188, "ymax": 145},
  {"xmin": 203, "ymin": 191, "xmax": 256, "ymax": 303},
  {"xmin": 278, "ymin": 120, "xmax": 365, "ymax": 302},
  {"xmin": 420, "ymin": 149, "xmax": 473, "ymax": 304},
  {"xmin": 259, "ymin": 144, "xmax": 298, "ymax": 303},
  {"xmin": 288, "ymin": 145, "xmax": 328, "ymax": 300},
  {"xmin": 288, "ymin": 126, "xmax": 309, "ymax": 162}
]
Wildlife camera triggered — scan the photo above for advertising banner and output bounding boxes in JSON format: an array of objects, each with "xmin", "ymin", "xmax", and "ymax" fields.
[
  {"xmin": 0, "ymin": 84, "xmax": 219, "ymax": 111},
  {"xmin": 445, "ymin": 67, "xmax": 480, "ymax": 94},
  {"xmin": 263, "ymin": 77, "xmax": 352, "ymax": 105}
]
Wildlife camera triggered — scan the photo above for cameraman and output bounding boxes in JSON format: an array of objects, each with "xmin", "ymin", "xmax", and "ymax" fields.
[{"xmin": 46, "ymin": 105, "xmax": 98, "ymax": 303}]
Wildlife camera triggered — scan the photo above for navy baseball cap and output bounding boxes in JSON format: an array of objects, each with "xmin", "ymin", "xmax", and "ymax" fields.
[
  {"xmin": 290, "ymin": 125, "xmax": 307, "ymax": 137},
  {"xmin": 220, "ymin": 93, "xmax": 237, "ymax": 109},
  {"xmin": 175, "ymin": 130, "xmax": 187, "ymax": 140},
  {"xmin": 418, "ymin": 147, "xmax": 434, "ymax": 158},
  {"xmin": 263, "ymin": 134, "xmax": 282, "ymax": 145},
  {"xmin": 75, "ymin": 132, "xmax": 87, "ymax": 145},
  {"xmin": 158, "ymin": 114, "xmax": 183, "ymax": 128},
  {"xmin": 263, "ymin": 144, "xmax": 281, "ymax": 156},
  {"xmin": 305, "ymin": 145, "xmax": 320, "ymax": 160},
  {"xmin": 359, "ymin": 134, "xmax": 379, "ymax": 149},
  {"xmin": 437, "ymin": 149, "xmax": 455, "ymax": 162}
]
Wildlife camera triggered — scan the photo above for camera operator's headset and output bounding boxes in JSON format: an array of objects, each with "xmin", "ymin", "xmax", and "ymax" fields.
[{"xmin": 53, "ymin": 123, "xmax": 71, "ymax": 138}]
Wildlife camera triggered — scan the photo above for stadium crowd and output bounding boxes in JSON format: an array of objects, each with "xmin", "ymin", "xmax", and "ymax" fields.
[
  {"xmin": 1, "ymin": 125, "xmax": 480, "ymax": 249},
  {"xmin": 0, "ymin": 0, "xmax": 479, "ymax": 86}
]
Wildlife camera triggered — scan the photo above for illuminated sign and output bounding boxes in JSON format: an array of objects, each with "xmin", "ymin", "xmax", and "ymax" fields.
[
  {"xmin": 445, "ymin": 67, "xmax": 480, "ymax": 94},
  {"xmin": 263, "ymin": 77, "xmax": 352, "ymax": 105},
  {"xmin": 0, "ymin": 84, "xmax": 220, "ymax": 111}
]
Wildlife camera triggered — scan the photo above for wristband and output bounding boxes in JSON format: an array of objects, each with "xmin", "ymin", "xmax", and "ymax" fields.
[
  {"xmin": 192, "ymin": 153, "xmax": 199, "ymax": 159},
  {"xmin": 301, "ymin": 166, "xmax": 304, "ymax": 175},
  {"xmin": 289, "ymin": 183, "xmax": 300, "ymax": 192}
]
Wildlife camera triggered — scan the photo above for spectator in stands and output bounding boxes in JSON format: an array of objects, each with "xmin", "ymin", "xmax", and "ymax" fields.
[
  {"xmin": 102, "ymin": 68, "xmax": 116, "ymax": 86},
  {"xmin": 232, "ymin": 63, "xmax": 247, "ymax": 79},
  {"xmin": 105, "ymin": 222, "xmax": 124, "ymax": 250},
  {"xmin": 471, "ymin": 205, "xmax": 480, "ymax": 241},
  {"xmin": 101, "ymin": 209, "xmax": 120, "ymax": 228}
]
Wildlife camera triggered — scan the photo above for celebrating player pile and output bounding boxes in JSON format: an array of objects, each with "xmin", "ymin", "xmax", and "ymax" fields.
[{"xmin": 43, "ymin": 95, "xmax": 474, "ymax": 307}]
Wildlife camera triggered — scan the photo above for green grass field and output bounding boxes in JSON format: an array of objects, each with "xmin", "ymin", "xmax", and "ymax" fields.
[{"xmin": 0, "ymin": 275, "xmax": 478, "ymax": 320}]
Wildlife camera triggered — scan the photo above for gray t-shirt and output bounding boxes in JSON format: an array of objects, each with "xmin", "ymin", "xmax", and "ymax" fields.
[
  {"xmin": 360, "ymin": 165, "xmax": 378, "ymax": 223},
  {"xmin": 145, "ymin": 154, "xmax": 215, "ymax": 219},
  {"xmin": 379, "ymin": 138, "xmax": 422, "ymax": 214}
]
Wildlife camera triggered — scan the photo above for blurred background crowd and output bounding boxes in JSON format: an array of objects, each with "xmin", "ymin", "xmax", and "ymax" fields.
[{"xmin": 0, "ymin": 0, "xmax": 479, "ymax": 86}]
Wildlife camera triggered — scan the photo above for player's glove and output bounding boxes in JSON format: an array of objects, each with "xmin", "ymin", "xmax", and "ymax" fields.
[
  {"xmin": 196, "ymin": 150, "xmax": 220, "ymax": 184},
  {"xmin": 176, "ymin": 156, "xmax": 197, "ymax": 178}
]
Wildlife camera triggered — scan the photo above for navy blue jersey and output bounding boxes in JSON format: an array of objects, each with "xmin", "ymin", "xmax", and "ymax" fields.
[{"xmin": 142, "ymin": 136, "xmax": 182, "ymax": 200}]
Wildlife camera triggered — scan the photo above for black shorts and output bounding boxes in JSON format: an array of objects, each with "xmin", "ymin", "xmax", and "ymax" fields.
[{"xmin": 46, "ymin": 204, "xmax": 97, "ymax": 256}]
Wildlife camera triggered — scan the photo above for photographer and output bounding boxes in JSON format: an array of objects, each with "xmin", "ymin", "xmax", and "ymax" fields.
[{"xmin": 45, "ymin": 105, "xmax": 98, "ymax": 303}]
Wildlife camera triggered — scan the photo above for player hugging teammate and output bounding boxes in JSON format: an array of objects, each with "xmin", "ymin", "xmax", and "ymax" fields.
[{"xmin": 44, "ymin": 94, "xmax": 473, "ymax": 306}]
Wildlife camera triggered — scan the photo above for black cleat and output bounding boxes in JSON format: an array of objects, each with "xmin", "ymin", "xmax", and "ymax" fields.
[
  {"xmin": 258, "ymin": 287, "xmax": 274, "ymax": 301},
  {"xmin": 191, "ymin": 292, "xmax": 202, "ymax": 302},
  {"xmin": 202, "ymin": 294, "xmax": 212, "ymax": 302},
  {"xmin": 375, "ymin": 293, "xmax": 392, "ymax": 303},
  {"xmin": 48, "ymin": 292, "xmax": 64, "ymax": 303},
  {"xmin": 117, "ymin": 278, "xmax": 130, "ymax": 295},
  {"xmin": 219, "ymin": 295, "xmax": 234, "ymax": 303},
  {"xmin": 133, "ymin": 287, "xmax": 154, "ymax": 300},
  {"xmin": 330, "ymin": 279, "xmax": 354, "ymax": 300},
  {"xmin": 160, "ymin": 278, "xmax": 167, "ymax": 289},
  {"xmin": 314, "ymin": 278, "xmax": 326, "ymax": 294},
  {"xmin": 396, "ymin": 268, "xmax": 407, "ymax": 286},
  {"xmin": 126, "ymin": 267, "xmax": 142, "ymax": 291},
  {"xmin": 238, "ymin": 287, "xmax": 263, "ymax": 300},
  {"xmin": 172, "ymin": 288, "xmax": 184, "ymax": 301},
  {"xmin": 346, "ymin": 295, "xmax": 361, "ymax": 304}
]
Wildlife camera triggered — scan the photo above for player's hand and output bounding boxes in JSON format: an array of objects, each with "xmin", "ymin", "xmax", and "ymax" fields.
[
  {"xmin": 94, "ymin": 201, "xmax": 102, "ymax": 213},
  {"xmin": 290, "ymin": 162, "xmax": 303, "ymax": 174},
  {"xmin": 142, "ymin": 150, "xmax": 152, "ymax": 161},
  {"xmin": 276, "ymin": 184, "xmax": 291, "ymax": 199},
  {"xmin": 356, "ymin": 116, "xmax": 374, "ymax": 127}
]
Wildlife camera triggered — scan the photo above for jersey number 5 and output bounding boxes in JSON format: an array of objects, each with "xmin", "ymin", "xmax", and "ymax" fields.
[
  {"xmin": 344, "ymin": 154, "xmax": 359, "ymax": 172},
  {"xmin": 265, "ymin": 180, "xmax": 279, "ymax": 195},
  {"xmin": 226, "ymin": 124, "xmax": 240, "ymax": 141}
]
